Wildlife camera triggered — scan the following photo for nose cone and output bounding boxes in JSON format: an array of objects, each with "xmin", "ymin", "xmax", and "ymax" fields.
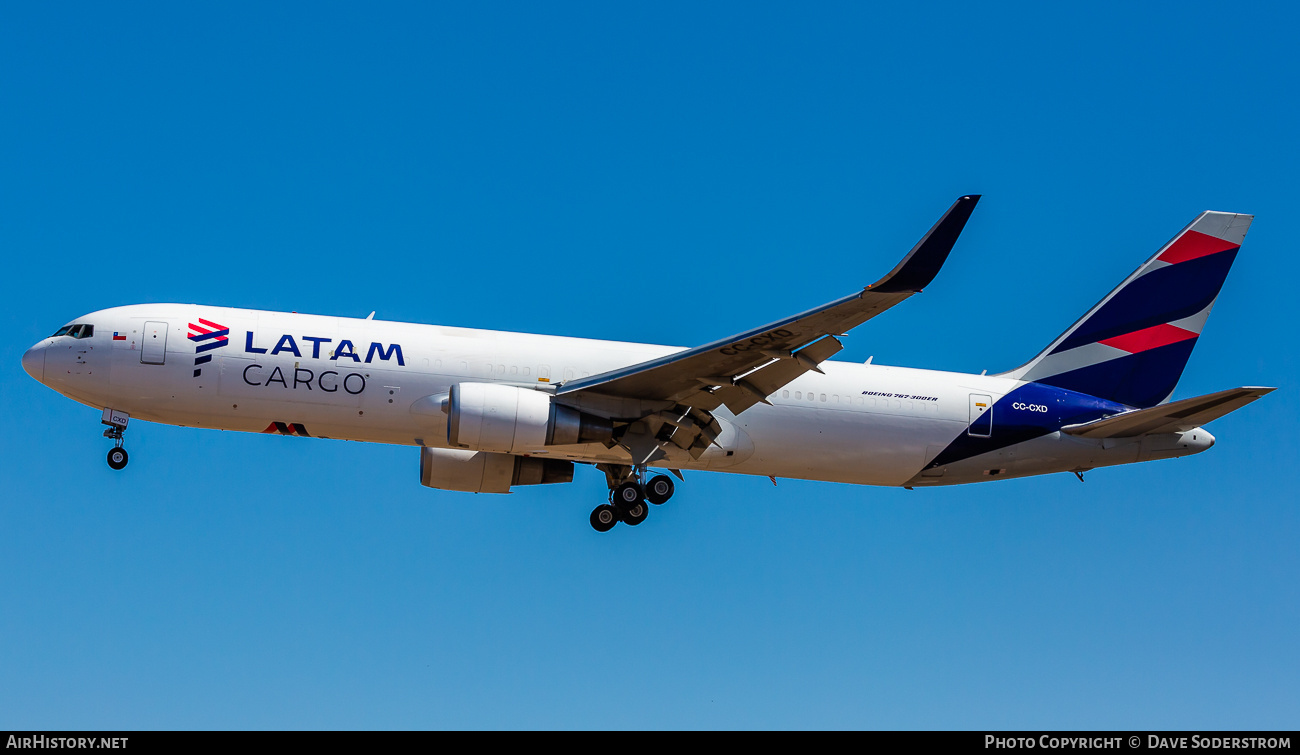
[{"xmin": 22, "ymin": 342, "xmax": 46, "ymax": 383}]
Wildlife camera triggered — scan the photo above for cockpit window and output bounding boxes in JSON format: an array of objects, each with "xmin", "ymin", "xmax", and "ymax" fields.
[{"xmin": 51, "ymin": 324, "xmax": 94, "ymax": 339}]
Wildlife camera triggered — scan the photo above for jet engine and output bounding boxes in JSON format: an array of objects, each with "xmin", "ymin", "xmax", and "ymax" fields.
[
  {"xmin": 419, "ymin": 447, "xmax": 574, "ymax": 494},
  {"xmin": 447, "ymin": 382, "xmax": 612, "ymax": 453}
]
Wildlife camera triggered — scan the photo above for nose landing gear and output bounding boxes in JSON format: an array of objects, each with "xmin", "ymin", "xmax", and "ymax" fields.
[
  {"xmin": 107, "ymin": 446, "xmax": 129, "ymax": 470},
  {"xmin": 589, "ymin": 466, "xmax": 678, "ymax": 532},
  {"xmin": 101, "ymin": 408, "xmax": 130, "ymax": 471}
]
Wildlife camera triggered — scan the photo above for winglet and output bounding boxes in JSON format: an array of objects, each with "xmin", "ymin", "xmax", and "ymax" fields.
[{"xmin": 867, "ymin": 195, "xmax": 980, "ymax": 293}]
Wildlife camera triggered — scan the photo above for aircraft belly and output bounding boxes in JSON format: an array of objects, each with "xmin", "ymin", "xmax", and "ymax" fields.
[
  {"xmin": 731, "ymin": 404, "xmax": 963, "ymax": 486},
  {"xmin": 100, "ymin": 345, "xmax": 447, "ymax": 446},
  {"xmin": 205, "ymin": 360, "xmax": 454, "ymax": 444},
  {"xmin": 906, "ymin": 432, "xmax": 1146, "ymax": 485}
]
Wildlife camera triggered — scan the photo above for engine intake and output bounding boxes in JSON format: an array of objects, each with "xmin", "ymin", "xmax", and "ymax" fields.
[
  {"xmin": 420, "ymin": 447, "xmax": 574, "ymax": 494},
  {"xmin": 447, "ymin": 382, "xmax": 612, "ymax": 453}
]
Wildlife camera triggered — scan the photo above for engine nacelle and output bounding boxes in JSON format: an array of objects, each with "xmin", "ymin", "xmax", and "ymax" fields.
[
  {"xmin": 419, "ymin": 447, "xmax": 574, "ymax": 494},
  {"xmin": 447, "ymin": 382, "xmax": 612, "ymax": 453}
]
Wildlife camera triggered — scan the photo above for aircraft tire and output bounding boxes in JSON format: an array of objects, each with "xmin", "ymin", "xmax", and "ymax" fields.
[
  {"xmin": 613, "ymin": 481, "xmax": 644, "ymax": 506},
  {"xmin": 107, "ymin": 447, "xmax": 129, "ymax": 471},
  {"xmin": 590, "ymin": 504, "xmax": 618, "ymax": 533},
  {"xmin": 646, "ymin": 475, "xmax": 675, "ymax": 505},
  {"xmin": 621, "ymin": 501, "xmax": 648, "ymax": 526}
]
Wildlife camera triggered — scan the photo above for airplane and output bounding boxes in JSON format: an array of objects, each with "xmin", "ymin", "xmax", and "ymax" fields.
[{"xmin": 21, "ymin": 196, "xmax": 1274, "ymax": 532}]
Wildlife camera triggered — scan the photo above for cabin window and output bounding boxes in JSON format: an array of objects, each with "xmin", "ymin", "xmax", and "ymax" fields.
[
  {"xmin": 782, "ymin": 390, "xmax": 790, "ymax": 398},
  {"xmin": 820, "ymin": 394, "xmax": 827, "ymax": 402}
]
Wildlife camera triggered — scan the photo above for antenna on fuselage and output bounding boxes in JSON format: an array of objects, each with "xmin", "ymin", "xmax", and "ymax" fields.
[{"xmin": 366, "ymin": 311, "xmax": 375, "ymax": 320}]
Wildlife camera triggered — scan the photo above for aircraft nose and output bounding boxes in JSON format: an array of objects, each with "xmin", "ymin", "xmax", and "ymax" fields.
[{"xmin": 22, "ymin": 342, "xmax": 46, "ymax": 382}]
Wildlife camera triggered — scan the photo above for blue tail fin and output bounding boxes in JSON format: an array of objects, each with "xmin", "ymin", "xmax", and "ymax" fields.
[{"xmin": 1003, "ymin": 211, "xmax": 1252, "ymax": 408}]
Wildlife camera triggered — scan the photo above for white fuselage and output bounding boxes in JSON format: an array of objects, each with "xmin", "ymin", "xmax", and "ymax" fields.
[{"xmin": 25, "ymin": 304, "xmax": 1213, "ymax": 488}]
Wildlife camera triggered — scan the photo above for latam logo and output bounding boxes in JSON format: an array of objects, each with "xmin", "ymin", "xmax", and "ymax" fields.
[
  {"xmin": 263, "ymin": 422, "xmax": 311, "ymax": 437},
  {"xmin": 244, "ymin": 331, "xmax": 405, "ymax": 365},
  {"xmin": 189, "ymin": 318, "xmax": 231, "ymax": 377}
]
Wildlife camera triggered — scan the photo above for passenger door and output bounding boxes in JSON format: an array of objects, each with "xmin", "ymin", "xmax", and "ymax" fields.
[
  {"xmin": 141, "ymin": 321, "xmax": 168, "ymax": 365},
  {"xmin": 968, "ymin": 394, "xmax": 992, "ymax": 437}
]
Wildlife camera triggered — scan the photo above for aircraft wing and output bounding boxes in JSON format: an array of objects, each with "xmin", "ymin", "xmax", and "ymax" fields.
[
  {"xmin": 1061, "ymin": 386, "xmax": 1275, "ymax": 439},
  {"xmin": 556, "ymin": 195, "xmax": 980, "ymax": 416}
]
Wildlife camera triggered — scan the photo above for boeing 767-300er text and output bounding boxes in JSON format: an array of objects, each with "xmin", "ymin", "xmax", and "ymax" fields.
[{"xmin": 22, "ymin": 196, "xmax": 1273, "ymax": 531}]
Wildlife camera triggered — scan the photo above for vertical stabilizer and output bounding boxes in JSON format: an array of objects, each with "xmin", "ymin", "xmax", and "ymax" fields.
[{"xmin": 1003, "ymin": 211, "xmax": 1252, "ymax": 408}]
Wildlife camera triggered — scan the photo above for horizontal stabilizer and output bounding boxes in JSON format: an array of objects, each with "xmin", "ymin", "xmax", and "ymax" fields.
[{"xmin": 1062, "ymin": 386, "xmax": 1274, "ymax": 439}]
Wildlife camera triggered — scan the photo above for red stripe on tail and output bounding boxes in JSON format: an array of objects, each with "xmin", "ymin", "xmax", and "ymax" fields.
[
  {"xmin": 1158, "ymin": 230, "xmax": 1238, "ymax": 265},
  {"xmin": 1099, "ymin": 323, "xmax": 1197, "ymax": 354}
]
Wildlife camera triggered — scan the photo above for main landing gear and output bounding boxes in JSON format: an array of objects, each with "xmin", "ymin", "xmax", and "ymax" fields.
[
  {"xmin": 101, "ymin": 408, "xmax": 130, "ymax": 471},
  {"xmin": 589, "ymin": 468, "xmax": 677, "ymax": 532}
]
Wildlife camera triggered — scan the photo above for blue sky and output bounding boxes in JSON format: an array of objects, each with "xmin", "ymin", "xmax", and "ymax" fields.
[{"xmin": 2, "ymin": 2, "xmax": 1297, "ymax": 729}]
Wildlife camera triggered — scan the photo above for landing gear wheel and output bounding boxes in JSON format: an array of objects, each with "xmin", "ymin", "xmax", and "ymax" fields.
[
  {"xmin": 646, "ymin": 474, "xmax": 675, "ymax": 505},
  {"xmin": 590, "ymin": 504, "xmax": 618, "ymax": 533},
  {"xmin": 613, "ymin": 481, "xmax": 644, "ymax": 507},
  {"xmin": 107, "ymin": 447, "xmax": 129, "ymax": 471},
  {"xmin": 621, "ymin": 501, "xmax": 649, "ymax": 526}
]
